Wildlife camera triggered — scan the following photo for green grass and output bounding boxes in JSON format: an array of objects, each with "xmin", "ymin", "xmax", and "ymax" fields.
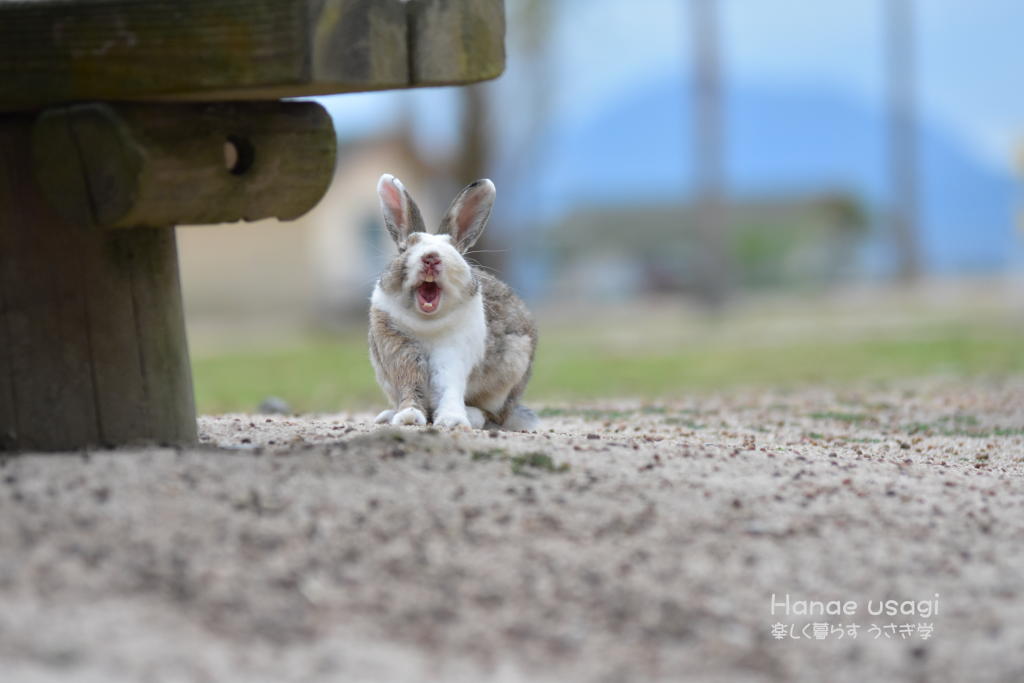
[
  {"xmin": 807, "ymin": 412, "xmax": 874, "ymax": 423},
  {"xmin": 510, "ymin": 452, "xmax": 570, "ymax": 476},
  {"xmin": 191, "ymin": 333, "xmax": 1024, "ymax": 415},
  {"xmin": 526, "ymin": 335, "xmax": 1024, "ymax": 402},
  {"xmin": 191, "ymin": 336, "xmax": 380, "ymax": 414},
  {"xmin": 472, "ymin": 448, "xmax": 506, "ymax": 461}
]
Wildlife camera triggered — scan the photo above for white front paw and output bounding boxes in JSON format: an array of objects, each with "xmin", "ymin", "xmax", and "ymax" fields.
[
  {"xmin": 435, "ymin": 410, "xmax": 471, "ymax": 429},
  {"xmin": 374, "ymin": 409, "xmax": 396, "ymax": 424},
  {"xmin": 464, "ymin": 407, "xmax": 486, "ymax": 430},
  {"xmin": 391, "ymin": 407, "xmax": 426, "ymax": 426}
]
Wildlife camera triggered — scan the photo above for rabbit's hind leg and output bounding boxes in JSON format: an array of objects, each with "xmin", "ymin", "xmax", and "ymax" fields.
[
  {"xmin": 502, "ymin": 405, "xmax": 539, "ymax": 432},
  {"xmin": 464, "ymin": 406, "xmax": 487, "ymax": 430}
]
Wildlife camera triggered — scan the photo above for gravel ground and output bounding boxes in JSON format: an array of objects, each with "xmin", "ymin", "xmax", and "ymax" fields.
[{"xmin": 2, "ymin": 379, "xmax": 1024, "ymax": 682}]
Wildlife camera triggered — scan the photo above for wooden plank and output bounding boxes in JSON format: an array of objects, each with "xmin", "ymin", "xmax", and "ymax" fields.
[
  {"xmin": 0, "ymin": 0, "xmax": 413, "ymax": 112},
  {"xmin": 0, "ymin": 0, "xmax": 504, "ymax": 112},
  {"xmin": 0, "ymin": 0, "xmax": 307, "ymax": 112},
  {"xmin": 0, "ymin": 114, "xmax": 100, "ymax": 451},
  {"xmin": 312, "ymin": 0, "xmax": 409, "ymax": 90},
  {"xmin": 32, "ymin": 101, "xmax": 337, "ymax": 229},
  {"xmin": 119, "ymin": 227, "xmax": 198, "ymax": 447},
  {"xmin": 408, "ymin": 0, "xmax": 506, "ymax": 86}
]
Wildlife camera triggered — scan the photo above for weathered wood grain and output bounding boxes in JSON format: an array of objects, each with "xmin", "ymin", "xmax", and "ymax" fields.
[
  {"xmin": 0, "ymin": 244, "xmax": 18, "ymax": 453},
  {"xmin": 0, "ymin": 0, "xmax": 505, "ymax": 112},
  {"xmin": 408, "ymin": 0, "xmax": 506, "ymax": 86},
  {"xmin": 0, "ymin": 0, "xmax": 305, "ymax": 112},
  {"xmin": 0, "ymin": 113, "xmax": 197, "ymax": 451},
  {"xmin": 118, "ymin": 227, "xmax": 198, "ymax": 446},
  {"xmin": 312, "ymin": 0, "xmax": 409, "ymax": 91},
  {"xmin": 32, "ymin": 101, "xmax": 337, "ymax": 229},
  {"xmin": 0, "ymin": 115, "xmax": 101, "ymax": 451},
  {"xmin": 77, "ymin": 227, "xmax": 152, "ymax": 445}
]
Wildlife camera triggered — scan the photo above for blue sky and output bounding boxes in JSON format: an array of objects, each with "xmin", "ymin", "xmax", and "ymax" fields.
[{"xmin": 317, "ymin": 0, "xmax": 1024, "ymax": 174}]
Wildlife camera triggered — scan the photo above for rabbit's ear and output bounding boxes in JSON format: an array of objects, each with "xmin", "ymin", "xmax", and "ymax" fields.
[
  {"xmin": 377, "ymin": 174, "xmax": 426, "ymax": 245},
  {"xmin": 438, "ymin": 179, "xmax": 495, "ymax": 253}
]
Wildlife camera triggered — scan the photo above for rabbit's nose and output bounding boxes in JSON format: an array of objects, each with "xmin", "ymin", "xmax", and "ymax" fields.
[{"xmin": 422, "ymin": 253, "xmax": 442, "ymax": 272}]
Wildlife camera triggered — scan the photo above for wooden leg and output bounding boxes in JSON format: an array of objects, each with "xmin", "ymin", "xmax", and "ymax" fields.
[{"xmin": 0, "ymin": 114, "xmax": 197, "ymax": 451}]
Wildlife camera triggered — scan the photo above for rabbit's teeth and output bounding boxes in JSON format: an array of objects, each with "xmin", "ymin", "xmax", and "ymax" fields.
[{"xmin": 425, "ymin": 274, "xmax": 434, "ymax": 282}]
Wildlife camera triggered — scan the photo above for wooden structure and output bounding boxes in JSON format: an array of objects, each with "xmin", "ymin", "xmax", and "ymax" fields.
[{"xmin": 0, "ymin": 0, "xmax": 505, "ymax": 451}]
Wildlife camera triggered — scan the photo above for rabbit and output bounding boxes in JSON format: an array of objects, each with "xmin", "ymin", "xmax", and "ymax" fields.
[{"xmin": 368, "ymin": 174, "xmax": 539, "ymax": 432}]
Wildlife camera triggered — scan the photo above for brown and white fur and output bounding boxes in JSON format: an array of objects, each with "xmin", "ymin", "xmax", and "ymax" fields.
[{"xmin": 369, "ymin": 174, "xmax": 538, "ymax": 431}]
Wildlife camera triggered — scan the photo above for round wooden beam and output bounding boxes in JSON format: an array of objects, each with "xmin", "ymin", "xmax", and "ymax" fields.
[{"xmin": 31, "ymin": 101, "xmax": 337, "ymax": 230}]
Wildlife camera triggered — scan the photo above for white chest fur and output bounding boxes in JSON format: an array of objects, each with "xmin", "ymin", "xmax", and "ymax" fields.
[{"xmin": 371, "ymin": 286, "xmax": 487, "ymax": 387}]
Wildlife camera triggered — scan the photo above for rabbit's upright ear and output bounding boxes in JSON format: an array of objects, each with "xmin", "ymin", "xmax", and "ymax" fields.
[
  {"xmin": 377, "ymin": 174, "xmax": 426, "ymax": 245},
  {"xmin": 438, "ymin": 179, "xmax": 495, "ymax": 253}
]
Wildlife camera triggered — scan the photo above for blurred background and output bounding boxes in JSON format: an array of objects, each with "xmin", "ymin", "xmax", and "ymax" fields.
[{"xmin": 181, "ymin": 0, "xmax": 1024, "ymax": 415}]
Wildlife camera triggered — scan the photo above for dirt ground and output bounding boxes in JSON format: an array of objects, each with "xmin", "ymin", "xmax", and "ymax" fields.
[{"xmin": 2, "ymin": 379, "xmax": 1024, "ymax": 682}]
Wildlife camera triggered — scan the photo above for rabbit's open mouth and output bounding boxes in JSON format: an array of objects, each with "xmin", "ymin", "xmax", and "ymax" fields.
[{"xmin": 416, "ymin": 281, "xmax": 442, "ymax": 313}]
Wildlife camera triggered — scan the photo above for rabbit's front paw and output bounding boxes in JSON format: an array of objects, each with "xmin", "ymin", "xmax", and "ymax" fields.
[
  {"xmin": 435, "ymin": 410, "xmax": 471, "ymax": 429},
  {"xmin": 391, "ymin": 407, "xmax": 426, "ymax": 426},
  {"xmin": 374, "ymin": 409, "xmax": 396, "ymax": 424}
]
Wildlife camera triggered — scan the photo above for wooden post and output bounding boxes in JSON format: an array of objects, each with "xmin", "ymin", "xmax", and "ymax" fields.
[{"xmin": 0, "ymin": 114, "xmax": 195, "ymax": 450}]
